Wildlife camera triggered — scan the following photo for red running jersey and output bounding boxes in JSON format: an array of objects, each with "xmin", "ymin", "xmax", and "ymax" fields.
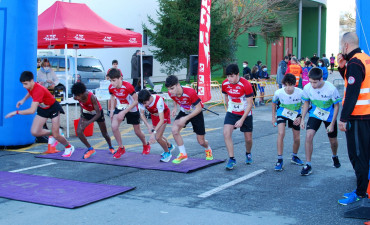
[
  {"xmin": 79, "ymin": 92, "xmax": 102, "ymax": 112},
  {"xmin": 28, "ymin": 82, "xmax": 56, "ymax": 109},
  {"xmin": 222, "ymin": 77, "xmax": 254, "ymax": 116},
  {"xmin": 168, "ymin": 86, "xmax": 203, "ymax": 114},
  {"xmin": 109, "ymin": 81, "xmax": 137, "ymax": 112}
]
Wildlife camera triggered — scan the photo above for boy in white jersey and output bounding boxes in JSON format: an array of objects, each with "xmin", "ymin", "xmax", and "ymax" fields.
[
  {"xmin": 300, "ymin": 67, "xmax": 342, "ymax": 176},
  {"xmin": 222, "ymin": 64, "xmax": 254, "ymax": 170},
  {"xmin": 107, "ymin": 69, "xmax": 150, "ymax": 159},
  {"xmin": 272, "ymin": 74, "xmax": 304, "ymax": 171},
  {"xmin": 138, "ymin": 89, "xmax": 175, "ymax": 162},
  {"xmin": 165, "ymin": 75, "xmax": 213, "ymax": 164}
]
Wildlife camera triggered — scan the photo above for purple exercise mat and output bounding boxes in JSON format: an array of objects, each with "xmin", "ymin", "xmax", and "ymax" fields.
[
  {"xmin": 36, "ymin": 148, "xmax": 225, "ymax": 173},
  {"xmin": 0, "ymin": 171, "xmax": 134, "ymax": 208}
]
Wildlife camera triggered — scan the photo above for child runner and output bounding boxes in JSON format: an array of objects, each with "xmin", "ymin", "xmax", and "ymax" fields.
[
  {"xmin": 300, "ymin": 67, "xmax": 342, "ymax": 176},
  {"xmin": 107, "ymin": 68, "xmax": 150, "ymax": 159},
  {"xmin": 301, "ymin": 61, "xmax": 312, "ymax": 88},
  {"xmin": 165, "ymin": 75, "xmax": 213, "ymax": 164},
  {"xmin": 138, "ymin": 89, "xmax": 175, "ymax": 162},
  {"xmin": 71, "ymin": 82, "xmax": 114, "ymax": 159},
  {"xmin": 222, "ymin": 64, "xmax": 254, "ymax": 170},
  {"xmin": 272, "ymin": 73, "xmax": 304, "ymax": 171},
  {"xmin": 5, "ymin": 71, "xmax": 74, "ymax": 157}
]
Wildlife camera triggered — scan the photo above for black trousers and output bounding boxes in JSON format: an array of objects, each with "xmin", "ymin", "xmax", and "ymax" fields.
[{"xmin": 345, "ymin": 119, "xmax": 370, "ymax": 197}]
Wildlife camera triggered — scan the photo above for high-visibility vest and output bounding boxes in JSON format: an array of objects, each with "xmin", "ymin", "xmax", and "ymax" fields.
[
  {"xmin": 287, "ymin": 64, "xmax": 302, "ymax": 87},
  {"xmin": 343, "ymin": 52, "xmax": 370, "ymax": 115}
]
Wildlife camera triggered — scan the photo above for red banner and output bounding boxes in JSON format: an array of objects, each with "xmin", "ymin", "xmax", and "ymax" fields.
[{"xmin": 197, "ymin": 0, "xmax": 212, "ymax": 102}]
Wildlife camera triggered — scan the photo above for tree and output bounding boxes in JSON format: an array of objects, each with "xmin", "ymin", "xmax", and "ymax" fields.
[
  {"xmin": 340, "ymin": 12, "xmax": 356, "ymax": 33},
  {"xmin": 143, "ymin": 0, "xmax": 234, "ymax": 82},
  {"xmin": 217, "ymin": 0, "xmax": 298, "ymax": 41},
  {"xmin": 260, "ymin": 15, "xmax": 283, "ymax": 66}
]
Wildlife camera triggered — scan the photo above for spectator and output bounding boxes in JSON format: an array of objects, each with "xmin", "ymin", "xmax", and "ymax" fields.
[
  {"xmin": 276, "ymin": 56, "xmax": 289, "ymax": 88},
  {"xmin": 256, "ymin": 60, "xmax": 262, "ymax": 78},
  {"xmin": 250, "ymin": 66, "xmax": 259, "ymax": 105},
  {"xmin": 329, "ymin": 53, "xmax": 335, "ymax": 74},
  {"xmin": 258, "ymin": 65, "xmax": 270, "ymax": 105},
  {"xmin": 310, "ymin": 53, "xmax": 319, "ymax": 66},
  {"xmin": 322, "ymin": 54, "xmax": 330, "ymax": 68},
  {"xmin": 285, "ymin": 57, "xmax": 302, "ymax": 87},
  {"xmin": 242, "ymin": 61, "xmax": 251, "ymax": 80},
  {"xmin": 37, "ymin": 58, "xmax": 41, "ymax": 70},
  {"xmin": 106, "ymin": 59, "xmax": 123, "ymax": 79},
  {"xmin": 131, "ymin": 50, "xmax": 141, "ymax": 87},
  {"xmin": 37, "ymin": 59, "xmax": 59, "ymax": 90},
  {"xmin": 135, "ymin": 77, "xmax": 147, "ymax": 92},
  {"xmin": 301, "ymin": 61, "xmax": 312, "ymax": 88},
  {"xmin": 317, "ymin": 59, "xmax": 329, "ymax": 81}
]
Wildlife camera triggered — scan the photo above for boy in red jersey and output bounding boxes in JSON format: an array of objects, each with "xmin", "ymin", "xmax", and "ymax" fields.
[
  {"xmin": 165, "ymin": 75, "xmax": 213, "ymax": 164},
  {"xmin": 138, "ymin": 89, "xmax": 175, "ymax": 162},
  {"xmin": 107, "ymin": 69, "xmax": 150, "ymax": 159},
  {"xmin": 71, "ymin": 82, "xmax": 114, "ymax": 159},
  {"xmin": 222, "ymin": 64, "xmax": 254, "ymax": 170},
  {"xmin": 5, "ymin": 71, "xmax": 74, "ymax": 157}
]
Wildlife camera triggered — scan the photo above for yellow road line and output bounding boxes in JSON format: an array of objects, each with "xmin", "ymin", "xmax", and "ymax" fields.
[{"xmin": 3, "ymin": 143, "xmax": 44, "ymax": 154}]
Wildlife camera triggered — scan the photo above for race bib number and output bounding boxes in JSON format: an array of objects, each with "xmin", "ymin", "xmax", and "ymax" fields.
[
  {"xmin": 117, "ymin": 103, "xmax": 129, "ymax": 110},
  {"xmin": 83, "ymin": 109, "xmax": 96, "ymax": 115},
  {"xmin": 281, "ymin": 108, "xmax": 298, "ymax": 120},
  {"xmin": 313, "ymin": 107, "xmax": 330, "ymax": 121},
  {"xmin": 228, "ymin": 101, "xmax": 244, "ymax": 112}
]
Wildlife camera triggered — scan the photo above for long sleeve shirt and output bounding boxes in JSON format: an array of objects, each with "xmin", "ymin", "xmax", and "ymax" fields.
[{"xmin": 338, "ymin": 48, "xmax": 370, "ymax": 121}]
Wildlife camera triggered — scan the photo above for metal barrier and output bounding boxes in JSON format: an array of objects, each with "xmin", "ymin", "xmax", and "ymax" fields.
[
  {"xmin": 191, "ymin": 81, "xmax": 226, "ymax": 111},
  {"xmin": 250, "ymin": 79, "xmax": 279, "ymax": 106}
]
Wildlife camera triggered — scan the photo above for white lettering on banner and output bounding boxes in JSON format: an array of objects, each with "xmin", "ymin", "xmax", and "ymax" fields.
[
  {"xmin": 199, "ymin": 87, "xmax": 205, "ymax": 95},
  {"xmin": 199, "ymin": 63, "xmax": 205, "ymax": 72},
  {"xmin": 74, "ymin": 34, "xmax": 85, "ymax": 40},
  {"xmin": 199, "ymin": 75, "xmax": 204, "ymax": 84},
  {"xmin": 44, "ymin": 35, "xmax": 58, "ymax": 41},
  {"xmin": 129, "ymin": 38, "xmax": 137, "ymax": 43},
  {"xmin": 103, "ymin": 36, "xmax": 112, "ymax": 42}
]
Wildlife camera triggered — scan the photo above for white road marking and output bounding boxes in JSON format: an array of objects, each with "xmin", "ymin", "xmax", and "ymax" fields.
[
  {"xmin": 9, "ymin": 162, "xmax": 57, "ymax": 173},
  {"xmin": 198, "ymin": 169, "xmax": 266, "ymax": 198}
]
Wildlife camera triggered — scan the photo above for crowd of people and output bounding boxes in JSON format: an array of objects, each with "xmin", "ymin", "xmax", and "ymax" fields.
[{"xmin": 4, "ymin": 32, "xmax": 369, "ymax": 207}]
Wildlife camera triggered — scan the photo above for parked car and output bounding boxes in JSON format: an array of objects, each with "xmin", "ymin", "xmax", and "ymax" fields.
[{"xmin": 37, "ymin": 55, "xmax": 106, "ymax": 96}]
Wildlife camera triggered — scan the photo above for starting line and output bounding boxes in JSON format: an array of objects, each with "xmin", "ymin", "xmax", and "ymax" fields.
[{"xmin": 198, "ymin": 169, "xmax": 266, "ymax": 198}]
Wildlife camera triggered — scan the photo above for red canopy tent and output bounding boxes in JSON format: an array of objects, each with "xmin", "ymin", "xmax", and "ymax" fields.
[
  {"xmin": 38, "ymin": 1, "xmax": 143, "ymax": 137},
  {"xmin": 38, "ymin": 1, "xmax": 142, "ymax": 49}
]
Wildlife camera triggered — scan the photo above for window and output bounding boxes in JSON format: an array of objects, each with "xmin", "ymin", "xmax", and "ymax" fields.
[
  {"xmin": 143, "ymin": 29, "xmax": 148, "ymax": 45},
  {"xmin": 58, "ymin": 58, "xmax": 69, "ymax": 72},
  {"xmin": 248, "ymin": 33, "xmax": 257, "ymax": 47}
]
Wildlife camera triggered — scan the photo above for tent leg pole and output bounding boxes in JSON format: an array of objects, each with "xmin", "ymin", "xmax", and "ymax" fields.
[{"xmin": 65, "ymin": 44, "xmax": 69, "ymax": 138}]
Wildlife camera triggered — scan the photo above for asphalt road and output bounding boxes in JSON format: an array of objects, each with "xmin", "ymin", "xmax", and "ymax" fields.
[{"xmin": 0, "ymin": 72, "xmax": 368, "ymax": 225}]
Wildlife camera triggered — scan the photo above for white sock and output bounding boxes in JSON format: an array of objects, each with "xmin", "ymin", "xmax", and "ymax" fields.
[{"xmin": 178, "ymin": 145, "xmax": 186, "ymax": 155}]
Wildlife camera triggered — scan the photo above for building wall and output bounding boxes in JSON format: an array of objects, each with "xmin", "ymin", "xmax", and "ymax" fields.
[{"xmin": 301, "ymin": 7, "xmax": 327, "ymax": 58}]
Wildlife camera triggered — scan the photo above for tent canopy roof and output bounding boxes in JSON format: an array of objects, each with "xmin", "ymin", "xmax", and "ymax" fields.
[{"xmin": 38, "ymin": 1, "xmax": 142, "ymax": 49}]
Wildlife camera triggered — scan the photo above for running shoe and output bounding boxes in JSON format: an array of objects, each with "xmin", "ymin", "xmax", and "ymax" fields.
[
  {"xmin": 343, "ymin": 190, "xmax": 356, "ymax": 198},
  {"xmin": 83, "ymin": 149, "xmax": 96, "ymax": 159},
  {"xmin": 160, "ymin": 151, "xmax": 172, "ymax": 162},
  {"xmin": 275, "ymin": 160, "xmax": 284, "ymax": 171},
  {"xmin": 113, "ymin": 147, "xmax": 126, "ymax": 159},
  {"xmin": 172, "ymin": 153, "xmax": 188, "ymax": 164},
  {"xmin": 205, "ymin": 149, "xmax": 213, "ymax": 160},
  {"xmin": 109, "ymin": 147, "xmax": 115, "ymax": 154},
  {"xmin": 332, "ymin": 156, "xmax": 341, "ymax": 168},
  {"xmin": 245, "ymin": 154, "xmax": 253, "ymax": 164},
  {"xmin": 62, "ymin": 145, "xmax": 75, "ymax": 157},
  {"xmin": 226, "ymin": 158, "xmax": 236, "ymax": 170},
  {"xmin": 168, "ymin": 144, "xmax": 175, "ymax": 152},
  {"xmin": 48, "ymin": 136, "xmax": 57, "ymax": 145},
  {"xmin": 142, "ymin": 142, "xmax": 151, "ymax": 155},
  {"xmin": 300, "ymin": 164, "xmax": 312, "ymax": 176},
  {"xmin": 338, "ymin": 192, "xmax": 361, "ymax": 205},
  {"xmin": 291, "ymin": 156, "xmax": 304, "ymax": 165}
]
